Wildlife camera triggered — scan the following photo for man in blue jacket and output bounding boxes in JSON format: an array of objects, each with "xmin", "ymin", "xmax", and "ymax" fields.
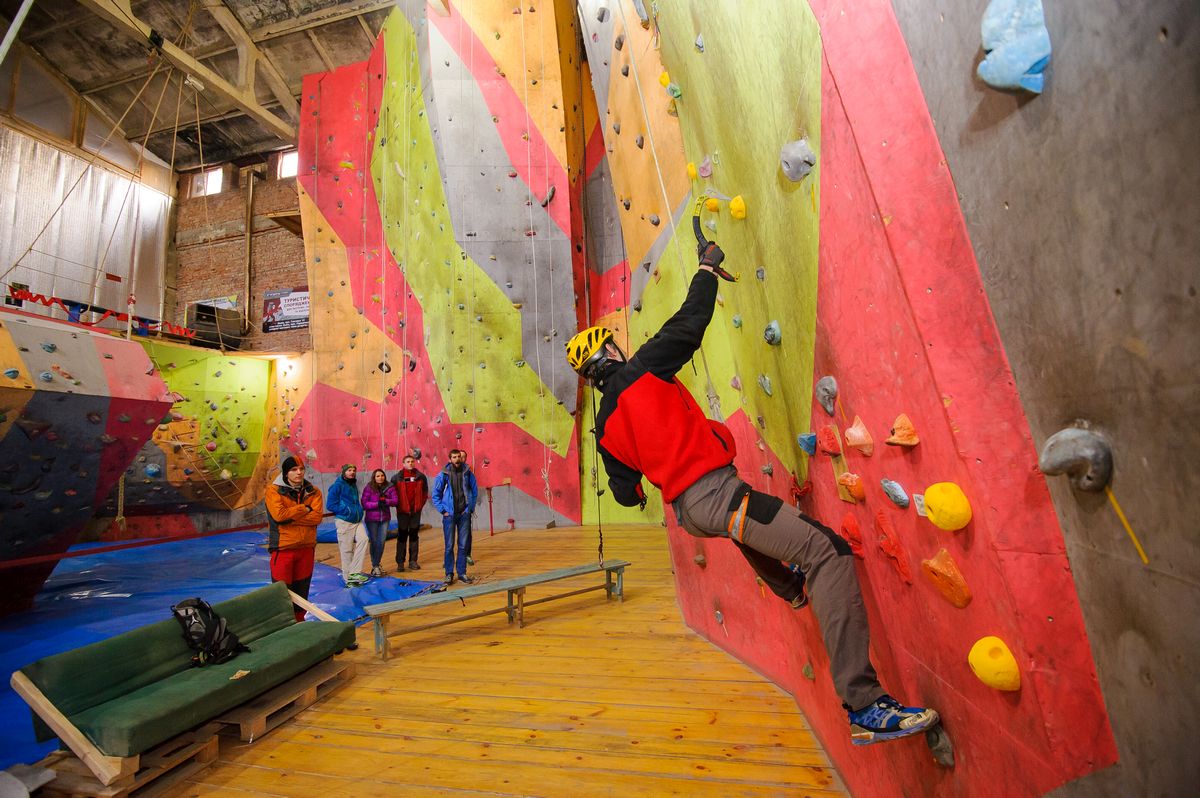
[
  {"xmin": 325, "ymin": 464, "xmax": 370, "ymax": 587},
  {"xmin": 432, "ymin": 449, "xmax": 478, "ymax": 585}
]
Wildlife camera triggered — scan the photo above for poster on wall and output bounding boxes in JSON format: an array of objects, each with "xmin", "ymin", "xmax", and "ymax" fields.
[{"xmin": 262, "ymin": 287, "xmax": 309, "ymax": 332}]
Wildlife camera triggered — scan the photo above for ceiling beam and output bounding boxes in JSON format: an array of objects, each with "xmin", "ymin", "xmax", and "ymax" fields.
[
  {"xmin": 75, "ymin": 0, "xmax": 295, "ymax": 142},
  {"xmin": 204, "ymin": 2, "xmax": 299, "ymax": 123},
  {"xmin": 78, "ymin": 0, "xmax": 395, "ymax": 96},
  {"xmin": 305, "ymin": 29, "xmax": 335, "ymax": 72}
]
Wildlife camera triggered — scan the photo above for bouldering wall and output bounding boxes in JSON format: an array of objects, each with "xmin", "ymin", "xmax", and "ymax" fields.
[
  {"xmin": 291, "ymin": 1, "xmax": 582, "ymax": 525},
  {"xmin": 890, "ymin": 2, "xmax": 1200, "ymax": 795},
  {"xmin": 95, "ymin": 341, "xmax": 280, "ymax": 528},
  {"xmin": 0, "ymin": 309, "xmax": 173, "ymax": 615},
  {"xmin": 576, "ymin": 0, "xmax": 1116, "ymax": 796}
]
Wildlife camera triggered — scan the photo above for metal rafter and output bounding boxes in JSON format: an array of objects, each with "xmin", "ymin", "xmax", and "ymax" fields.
[
  {"xmin": 75, "ymin": 0, "xmax": 295, "ymax": 142},
  {"xmin": 203, "ymin": 2, "xmax": 299, "ymax": 122}
]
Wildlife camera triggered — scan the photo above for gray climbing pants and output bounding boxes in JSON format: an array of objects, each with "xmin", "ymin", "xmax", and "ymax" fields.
[{"xmin": 673, "ymin": 466, "xmax": 882, "ymax": 710}]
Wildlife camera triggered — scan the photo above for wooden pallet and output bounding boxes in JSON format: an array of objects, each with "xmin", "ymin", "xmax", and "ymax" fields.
[
  {"xmin": 215, "ymin": 657, "xmax": 355, "ymax": 742},
  {"xmin": 36, "ymin": 724, "xmax": 220, "ymax": 797}
]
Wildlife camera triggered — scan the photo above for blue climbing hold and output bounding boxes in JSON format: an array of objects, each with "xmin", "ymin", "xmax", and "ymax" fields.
[
  {"xmin": 881, "ymin": 478, "xmax": 910, "ymax": 508},
  {"xmin": 3, "ymin": 368, "xmax": 18, "ymax": 379},
  {"xmin": 144, "ymin": 463, "xmax": 163, "ymax": 478},
  {"xmin": 797, "ymin": 433, "xmax": 817, "ymax": 455},
  {"xmin": 978, "ymin": 0, "xmax": 1052, "ymax": 94},
  {"xmin": 763, "ymin": 320, "xmax": 782, "ymax": 345},
  {"xmin": 731, "ymin": 315, "xmax": 742, "ymax": 328}
]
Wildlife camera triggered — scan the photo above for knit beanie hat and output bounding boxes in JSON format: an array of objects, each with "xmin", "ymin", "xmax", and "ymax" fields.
[
  {"xmin": 341, "ymin": 463, "xmax": 356, "ymax": 476},
  {"xmin": 281, "ymin": 455, "xmax": 304, "ymax": 479}
]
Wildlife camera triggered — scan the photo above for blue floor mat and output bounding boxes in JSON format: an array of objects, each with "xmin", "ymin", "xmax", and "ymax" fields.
[{"xmin": 0, "ymin": 531, "xmax": 438, "ymax": 770}]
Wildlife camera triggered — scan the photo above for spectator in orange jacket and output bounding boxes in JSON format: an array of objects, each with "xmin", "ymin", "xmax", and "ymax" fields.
[{"xmin": 265, "ymin": 454, "xmax": 323, "ymax": 622}]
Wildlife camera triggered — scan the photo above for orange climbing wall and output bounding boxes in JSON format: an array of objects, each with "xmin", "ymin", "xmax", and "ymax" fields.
[
  {"xmin": 291, "ymin": 3, "xmax": 582, "ymax": 524},
  {"xmin": 577, "ymin": 0, "xmax": 1117, "ymax": 795}
]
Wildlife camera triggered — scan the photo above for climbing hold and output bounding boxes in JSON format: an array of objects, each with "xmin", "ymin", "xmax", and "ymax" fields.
[
  {"xmin": 144, "ymin": 463, "xmax": 162, "ymax": 478},
  {"xmin": 731, "ymin": 315, "xmax": 742, "ymax": 328},
  {"xmin": 881, "ymin": 479, "xmax": 910, "ymax": 508},
  {"xmin": 924, "ymin": 482, "xmax": 972, "ymax": 531},
  {"xmin": 614, "ymin": 33, "xmax": 625, "ymax": 50},
  {"xmin": 755, "ymin": 266, "xmax": 765, "ymax": 281},
  {"xmin": 921, "ymin": 548, "xmax": 972, "ymax": 608},
  {"xmin": 730, "ymin": 375, "xmax": 742, "ymax": 390},
  {"xmin": 540, "ymin": 185, "xmax": 556, "ymax": 206},
  {"xmin": 694, "ymin": 554, "xmax": 707, "ymax": 567},
  {"xmin": 818, "ymin": 425, "xmax": 841, "ymax": 455},
  {"xmin": 885, "ymin": 413, "xmax": 920, "ymax": 447},
  {"xmin": 703, "ymin": 197, "xmax": 719, "ymax": 212},
  {"xmin": 698, "ymin": 156, "xmax": 713, "ymax": 178},
  {"xmin": 38, "ymin": 371, "xmax": 53, "ymax": 382},
  {"xmin": 219, "ymin": 468, "xmax": 232, "ymax": 481},
  {"xmin": 757, "ymin": 374, "xmax": 772, "ymax": 395},
  {"xmin": 686, "ymin": 161, "xmax": 697, "ymax": 179},
  {"xmin": 658, "ymin": 71, "xmax": 670, "ymax": 87},
  {"xmin": 815, "ymin": 376, "xmax": 837, "ymax": 416},
  {"xmin": 837, "ymin": 472, "xmax": 865, "ymax": 501},
  {"xmin": 666, "ymin": 82, "xmax": 682, "ymax": 99},
  {"xmin": 695, "ymin": 34, "xmax": 705, "ymax": 52},
  {"xmin": 596, "ymin": 6, "xmax": 608, "ymax": 22},
  {"xmin": 205, "ymin": 441, "xmax": 217, "ymax": 452},
  {"xmin": 648, "ymin": 214, "xmax": 661, "ymax": 226},
  {"xmin": 3, "ymin": 368, "xmax": 18, "ymax": 379},
  {"xmin": 875, "ymin": 511, "xmax": 913, "ymax": 583},
  {"xmin": 780, "ymin": 138, "xmax": 817, "ymax": 182},
  {"xmin": 622, "ymin": 198, "xmax": 631, "ymax": 210},
  {"xmin": 978, "ymin": 0, "xmax": 1051, "ymax": 93},
  {"xmin": 729, "ymin": 195, "xmax": 747, "ymax": 219},
  {"xmin": 235, "ymin": 437, "xmax": 249, "ymax": 451},
  {"xmin": 1038, "ymin": 426, "xmax": 1112, "ymax": 492},
  {"xmin": 635, "ymin": 134, "xmax": 645, "ymax": 149},
  {"xmin": 378, "ymin": 360, "xmax": 392, "ymax": 373},
  {"xmin": 797, "ymin": 433, "xmax": 817, "ymax": 456},
  {"xmin": 41, "ymin": 342, "xmax": 57, "ymax": 353},
  {"xmin": 621, "ymin": 64, "xmax": 629, "ymax": 77},
  {"xmin": 761, "ymin": 463, "xmax": 774, "ymax": 476},
  {"xmin": 844, "ymin": 416, "xmax": 873, "ymax": 455},
  {"xmin": 839, "ymin": 513, "xmax": 865, "ymax": 557},
  {"xmin": 968, "ymin": 636, "xmax": 1021, "ymax": 691},
  {"xmin": 763, "ymin": 321, "xmax": 781, "ymax": 345},
  {"xmin": 612, "ymin": 121, "xmax": 621, "ymax": 134}
]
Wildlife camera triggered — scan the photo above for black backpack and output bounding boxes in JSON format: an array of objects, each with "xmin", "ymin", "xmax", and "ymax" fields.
[{"xmin": 171, "ymin": 597, "xmax": 250, "ymax": 667}]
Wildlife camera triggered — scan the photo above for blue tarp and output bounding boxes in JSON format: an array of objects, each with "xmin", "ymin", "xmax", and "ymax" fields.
[{"xmin": 0, "ymin": 531, "xmax": 438, "ymax": 770}]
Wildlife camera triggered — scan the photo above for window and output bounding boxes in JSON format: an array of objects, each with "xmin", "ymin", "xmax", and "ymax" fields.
[
  {"xmin": 190, "ymin": 166, "xmax": 223, "ymax": 197},
  {"xmin": 277, "ymin": 150, "xmax": 298, "ymax": 179},
  {"xmin": 12, "ymin": 56, "xmax": 73, "ymax": 139}
]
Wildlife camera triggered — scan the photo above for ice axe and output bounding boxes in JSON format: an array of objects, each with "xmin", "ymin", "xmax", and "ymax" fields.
[{"xmin": 693, "ymin": 196, "xmax": 739, "ymax": 282}]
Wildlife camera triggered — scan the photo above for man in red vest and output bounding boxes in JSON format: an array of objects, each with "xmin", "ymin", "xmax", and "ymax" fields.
[{"xmin": 565, "ymin": 241, "xmax": 939, "ymax": 746}]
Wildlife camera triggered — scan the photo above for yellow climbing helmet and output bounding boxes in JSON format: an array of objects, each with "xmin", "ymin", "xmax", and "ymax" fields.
[{"xmin": 565, "ymin": 325, "xmax": 615, "ymax": 376}]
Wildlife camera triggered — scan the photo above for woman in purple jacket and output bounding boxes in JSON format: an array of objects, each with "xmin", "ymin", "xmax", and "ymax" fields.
[{"xmin": 362, "ymin": 469, "xmax": 398, "ymax": 577}]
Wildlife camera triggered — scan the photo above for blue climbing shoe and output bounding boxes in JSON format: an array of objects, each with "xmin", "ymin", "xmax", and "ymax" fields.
[{"xmin": 848, "ymin": 695, "xmax": 939, "ymax": 745}]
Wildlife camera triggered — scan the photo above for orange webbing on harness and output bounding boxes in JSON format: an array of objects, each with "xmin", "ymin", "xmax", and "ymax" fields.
[{"xmin": 727, "ymin": 493, "xmax": 750, "ymax": 542}]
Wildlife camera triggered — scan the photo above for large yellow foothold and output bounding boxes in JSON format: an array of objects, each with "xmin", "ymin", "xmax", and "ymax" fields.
[
  {"xmin": 924, "ymin": 481, "xmax": 972, "ymax": 530},
  {"xmin": 687, "ymin": 161, "xmax": 698, "ymax": 179},
  {"xmin": 729, "ymin": 195, "xmax": 747, "ymax": 219},
  {"xmin": 704, "ymin": 197, "xmax": 719, "ymax": 212},
  {"xmin": 659, "ymin": 71, "xmax": 671, "ymax": 87},
  {"xmin": 968, "ymin": 636, "xmax": 1021, "ymax": 691}
]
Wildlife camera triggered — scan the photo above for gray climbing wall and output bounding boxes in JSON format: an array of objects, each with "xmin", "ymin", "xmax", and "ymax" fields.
[{"xmin": 890, "ymin": 2, "xmax": 1200, "ymax": 794}]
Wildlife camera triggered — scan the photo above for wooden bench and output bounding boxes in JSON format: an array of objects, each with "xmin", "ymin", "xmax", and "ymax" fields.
[{"xmin": 365, "ymin": 560, "xmax": 631, "ymax": 660}]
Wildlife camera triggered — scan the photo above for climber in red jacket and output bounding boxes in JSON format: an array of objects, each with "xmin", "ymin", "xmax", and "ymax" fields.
[{"xmin": 565, "ymin": 241, "xmax": 939, "ymax": 746}]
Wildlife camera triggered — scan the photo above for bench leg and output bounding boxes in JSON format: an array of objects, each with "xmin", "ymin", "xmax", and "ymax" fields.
[
  {"xmin": 605, "ymin": 570, "xmax": 613, "ymax": 601},
  {"xmin": 516, "ymin": 586, "xmax": 526, "ymax": 628},
  {"xmin": 374, "ymin": 616, "xmax": 391, "ymax": 661},
  {"xmin": 616, "ymin": 567, "xmax": 624, "ymax": 602},
  {"xmin": 506, "ymin": 589, "xmax": 515, "ymax": 624}
]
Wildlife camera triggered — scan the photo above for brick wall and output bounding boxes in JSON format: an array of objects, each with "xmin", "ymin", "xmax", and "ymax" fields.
[{"xmin": 173, "ymin": 175, "xmax": 311, "ymax": 353}]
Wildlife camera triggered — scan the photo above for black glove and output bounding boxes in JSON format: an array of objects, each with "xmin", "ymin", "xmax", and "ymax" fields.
[
  {"xmin": 698, "ymin": 241, "xmax": 725, "ymax": 269},
  {"xmin": 697, "ymin": 242, "xmax": 738, "ymax": 282}
]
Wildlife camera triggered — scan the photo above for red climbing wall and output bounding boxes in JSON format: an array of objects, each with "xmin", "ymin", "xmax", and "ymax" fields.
[{"xmin": 663, "ymin": 2, "xmax": 1118, "ymax": 796}]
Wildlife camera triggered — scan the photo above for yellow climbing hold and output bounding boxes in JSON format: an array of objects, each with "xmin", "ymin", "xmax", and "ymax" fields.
[
  {"xmin": 924, "ymin": 481, "xmax": 972, "ymax": 531},
  {"xmin": 704, "ymin": 197, "xmax": 719, "ymax": 212},
  {"xmin": 968, "ymin": 636, "xmax": 1021, "ymax": 691},
  {"xmin": 687, "ymin": 161, "xmax": 697, "ymax": 179},
  {"xmin": 659, "ymin": 71, "xmax": 671, "ymax": 87},
  {"xmin": 729, "ymin": 195, "xmax": 747, "ymax": 219}
]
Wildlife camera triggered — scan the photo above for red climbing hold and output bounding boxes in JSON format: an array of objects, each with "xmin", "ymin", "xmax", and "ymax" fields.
[
  {"xmin": 875, "ymin": 511, "xmax": 913, "ymax": 583},
  {"xmin": 839, "ymin": 512, "xmax": 865, "ymax": 557},
  {"xmin": 837, "ymin": 472, "xmax": 866, "ymax": 501},
  {"xmin": 818, "ymin": 425, "xmax": 841, "ymax": 455}
]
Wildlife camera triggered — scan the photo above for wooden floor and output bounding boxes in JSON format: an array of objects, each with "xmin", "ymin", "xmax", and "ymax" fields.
[{"xmin": 186, "ymin": 524, "xmax": 847, "ymax": 797}]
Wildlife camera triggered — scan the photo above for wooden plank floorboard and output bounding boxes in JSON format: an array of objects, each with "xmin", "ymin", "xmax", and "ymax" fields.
[{"xmin": 187, "ymin": 524, "xmax": 847, "ymax": 797}]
